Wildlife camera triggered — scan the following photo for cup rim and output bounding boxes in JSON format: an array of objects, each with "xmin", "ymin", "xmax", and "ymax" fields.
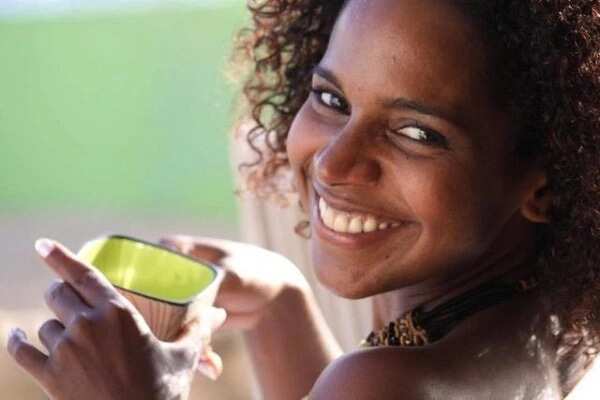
[{"xmin": 82, "ymin": 234, "xmax": 223, "ymax": 307}]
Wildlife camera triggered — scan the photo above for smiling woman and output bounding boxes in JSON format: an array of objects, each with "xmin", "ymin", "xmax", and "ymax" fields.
[
  {"xmin": 235, "ymin": 0, "xmax": 600, "ymax": 398},
  {"xmin": 6, "ymin": 0, "xmax": 599, "ymax": 399}
]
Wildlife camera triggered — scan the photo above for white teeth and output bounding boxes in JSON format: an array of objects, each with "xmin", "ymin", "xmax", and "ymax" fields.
[
  {"xmin": 348, "ymin": 216, "xmax": 363, "ymax": 233},
  {"xmin": 333, "ymin": 213, "xmax": 350, "ymax": 233},
  {"xmin": 363, "ymin": 216, "xmax": 377, "ymax": 233},
  {"xmin": 323, "ymin": 206, "xmax": 336, "ymax": 227},
  {"xmin": 318, "ymin": 196, "xmax": 398, "ymax": 234},
  {"xmin": 319, "ymin": 197, "xmax": 327, "ymax": 214}
]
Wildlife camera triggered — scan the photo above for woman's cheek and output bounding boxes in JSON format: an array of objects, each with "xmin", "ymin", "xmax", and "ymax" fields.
[
  {"xmin": 287, "ymin": 103, "xmax": 336, "ymax": 204},
  {"xmin": 287, "ymin": 105, "xmax": 312, "ymax": 204},
  {"xmin": 287, "ymin": 102, "xmax": 335, "ymax": 163},
  {"xmin": 398, "ymin": 160, "xmax": 485, "ymax": 249}
]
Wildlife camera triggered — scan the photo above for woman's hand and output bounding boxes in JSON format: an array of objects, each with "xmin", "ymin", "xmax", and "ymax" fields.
[
  {"xmin": 159, "ymin": 235, "xmax": 310, "ymax": 331},
  {"xmin": 160, "ymin": 236, "xmax": 342, "ymax": 400},
  {"xmin": 6, "ymin": 239, "xmax": 226, "ymax": 400}
]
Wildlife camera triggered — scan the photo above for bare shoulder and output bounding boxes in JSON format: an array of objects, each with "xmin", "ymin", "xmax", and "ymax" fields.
[
  {"xmin": 309, "ymin": 346, "xmax": 446, "ymax": 400},
  {"xmin": 309, "ymin": 294, "xmax": 563, "ymax": 400}
]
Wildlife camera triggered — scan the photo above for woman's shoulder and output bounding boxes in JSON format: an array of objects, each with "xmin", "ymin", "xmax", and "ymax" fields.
[
  {"xmin": 309, "ymin": 294, "xmax": 562, "ymax": 400},
  {"xmin": 311, "ymin": 342, "xmax": 472, "ymax": 400}
]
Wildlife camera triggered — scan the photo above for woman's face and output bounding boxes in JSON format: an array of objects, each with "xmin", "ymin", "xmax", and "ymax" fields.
[{"xmin": 287, "ymin": 0, "xmax": 539, "ymax": 298}]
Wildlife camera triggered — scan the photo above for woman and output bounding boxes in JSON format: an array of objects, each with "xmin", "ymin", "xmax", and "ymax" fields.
[{"xmin": 7, "ymin": 0, "xmax": 600, "ymax": 398}]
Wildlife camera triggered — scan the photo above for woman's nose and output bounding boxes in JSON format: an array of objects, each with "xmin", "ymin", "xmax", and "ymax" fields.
[{"xmin": 314, "ymin": 128, "xmax": 382, "ymax": 187}]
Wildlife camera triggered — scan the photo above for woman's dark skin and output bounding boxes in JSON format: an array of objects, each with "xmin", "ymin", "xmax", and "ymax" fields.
[
  {"xmin": 9, "ymin": 0, "xmax": 579, "ymax": 399},
  {"xmin": 289, "ymin": 0, "xmax": 559, "ymax": 398},
  {"xmin": 289, "ymin": 0, "xmax": 548, "ymax": 306}
]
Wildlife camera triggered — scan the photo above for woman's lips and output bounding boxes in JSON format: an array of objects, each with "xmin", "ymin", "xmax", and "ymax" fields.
[
  {"xmin": 318, "ymin": 196, "xmax": 401, "ymax": 234},
  {"xmin": 311, "ymin": 192, "xmax": 413, "ymax": 248}
]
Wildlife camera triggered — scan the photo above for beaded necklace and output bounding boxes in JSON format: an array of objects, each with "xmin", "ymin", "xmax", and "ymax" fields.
[{"xmin": 361, "ymin": 276, "xmax": 538, "ymax": 348}]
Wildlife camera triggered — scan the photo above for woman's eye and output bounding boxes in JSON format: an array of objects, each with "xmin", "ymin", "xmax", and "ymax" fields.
[
  {"xmin": 400, "ymin": 127, "xmax": 428, "ymax": 141},
  {"xmin": 311, "ymin": 89, "xmax": 349, "ymax": 114},
  {"xmin": 389, "ymin": 126, "xmax": 448, "ymax": 148}
]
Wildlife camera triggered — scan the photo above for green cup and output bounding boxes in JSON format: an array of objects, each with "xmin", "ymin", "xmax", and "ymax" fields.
[{"xmin": 78, "ymin": 235, "xmax": 223, "ymax": 341}]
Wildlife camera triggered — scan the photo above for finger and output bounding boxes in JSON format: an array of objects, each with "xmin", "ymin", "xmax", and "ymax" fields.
[
  {"xmin": 38, "ymin": 319, "xmax": 65, "ymax": 353},
  {"xmin": 219, "ymin": 311, "xmax": 261, "ymax": 331},
  {"xmin": 45, "ymin": 280, "xmax": 92, "ymax": 324},
  {"xmin": 35, "ymin": 238, "xmax": 120, "ymax": 306},
  {"xmin": 159, "ymin": 236, "xmax": 196, "ymax": 255},
  {"xmin": 196, "ymin": 351, "xmax": 223, "ymax": 381},
  {"xmin": 159, "ymin": 236, "xmax": 227, "ymax": 263},
  {"xmin": 207, "ymin": 307, "xmax": 228, "ymax": 332},
  {"xmin": 175, "ymin": 307, "xmax": 227, "ymax": 345},
  {"xmin": 158, "ymin": 238, "xmax": 180, "ymax": 252},
  {"xmin": 7, "ymin": 328, "xmax": 48, "ymax": 385}
]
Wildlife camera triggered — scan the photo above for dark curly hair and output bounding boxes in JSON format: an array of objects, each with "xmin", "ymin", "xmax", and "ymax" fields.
[{"xmin": 233, "ymin": 0, "xmax": 600, "ymax": 393}]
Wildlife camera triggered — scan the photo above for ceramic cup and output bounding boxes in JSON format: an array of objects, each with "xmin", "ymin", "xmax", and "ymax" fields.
[{"xmin": 77, "ymin": 235, "xmax": 223, "ymax": 342}]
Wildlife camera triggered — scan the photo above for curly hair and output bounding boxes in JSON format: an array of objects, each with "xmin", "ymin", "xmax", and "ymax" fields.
[{"xmin": 233, "ymin": 0, "xmax": 600, "ymax": 392}]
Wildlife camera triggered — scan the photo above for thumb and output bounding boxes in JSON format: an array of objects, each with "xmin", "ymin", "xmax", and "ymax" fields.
[
  {"xmin": 172, "ymin": 308, "xmax": 227, "ymax": 381},
  {"xmin": 175, "ymin": 307, "xmax": 227, "ymax": 345}
]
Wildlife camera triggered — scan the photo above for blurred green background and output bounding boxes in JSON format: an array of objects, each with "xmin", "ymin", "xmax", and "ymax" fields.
[
  {"xmin": 0, "ymin": 1, "xmax": 245, "ymax": 220},
  {"xmin": 0, "ymin": 1, "xmax": 250, "ymax": 307},
  {"xmin": 0, "ymin": 3, "xmax": 259, "ymax": 399},
  {"xmin": 0, "ymin": 2, "xmax": 247, "ymax": 310}
]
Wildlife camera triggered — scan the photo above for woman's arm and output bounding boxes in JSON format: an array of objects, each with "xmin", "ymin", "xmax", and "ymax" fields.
[{"xmin": 244, "ymin": 284, "xmax": 342, "ymax": 400}]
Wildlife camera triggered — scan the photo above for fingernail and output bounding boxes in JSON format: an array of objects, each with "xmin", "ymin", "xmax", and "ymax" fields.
[
  {"xmin": 35, "ymin": 238, "xmax": 55, "ymax": 258},
  {"xmin": 6, "ymin": 328, "xmax": 27, "ymax": 357},
  {"xmin": 196, "ymin": 362, "xmax": 219, "ymax": 381},
  {"xmin": 8, "ymin": 327, "xmax": 26, "ymax": 341}
]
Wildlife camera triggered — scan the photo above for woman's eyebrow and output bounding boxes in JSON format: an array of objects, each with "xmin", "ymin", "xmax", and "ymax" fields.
[
  {"xmin": 311, "ymin": 65, "xmax": 344, "ymax": 90},
  {"xmin": 385, "ymin": 97, "xmax": 464, "ymax": 128},
  {"xmin": 312, "ymin": 65, "xmax": 466, "ymax": 128}
]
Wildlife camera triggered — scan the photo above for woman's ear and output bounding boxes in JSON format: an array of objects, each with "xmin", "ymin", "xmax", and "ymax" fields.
[{"xmin": 520, "ymin": 172, "xmax": 551, "ymax": 223}]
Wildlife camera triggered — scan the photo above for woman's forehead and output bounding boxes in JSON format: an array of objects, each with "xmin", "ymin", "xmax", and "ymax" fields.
[{"xmin": 323, "ymin": 0, "xmax": 493, "ymax": 122}]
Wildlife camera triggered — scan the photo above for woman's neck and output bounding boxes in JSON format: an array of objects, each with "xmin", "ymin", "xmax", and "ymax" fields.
[{"xmin": 371, "ymin": 224, "xmax": 539, "ymax": 330}]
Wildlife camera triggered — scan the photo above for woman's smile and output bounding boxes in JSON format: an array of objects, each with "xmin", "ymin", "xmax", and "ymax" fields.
[
  {"xmin": 318, "ymin": 196, "xmax": 401, "ymax": 233},
  {"xmin": 311, "ymin": 186, "xmax": 416, "ymax": 250}
]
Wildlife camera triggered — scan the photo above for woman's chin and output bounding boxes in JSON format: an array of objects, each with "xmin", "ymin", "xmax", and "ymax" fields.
[
  {"xmin": 311, "ymin": 256, "xmax": 381, "ymax": 299},
  {"xmin": 316, "ymin": 277, "xmax": 370, "ymax": 299}
]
